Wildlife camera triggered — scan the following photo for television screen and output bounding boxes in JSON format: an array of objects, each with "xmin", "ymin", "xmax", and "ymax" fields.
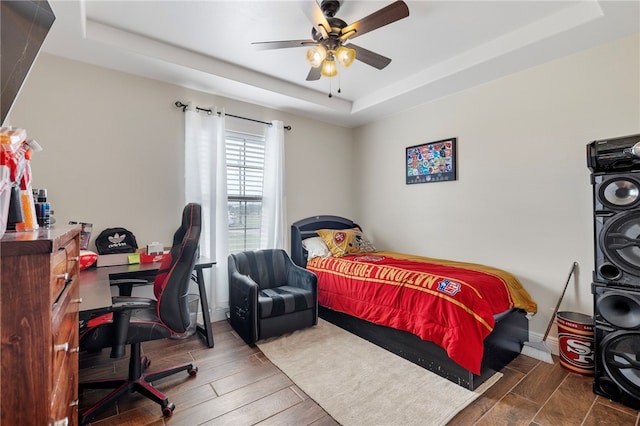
[
  {"xmin": 406, "ymin": 138, "xmax": 457, "ymax": 184},
  {"xmin": 1, "ymin": 0, "xmax": 55, "ymax": 126}
]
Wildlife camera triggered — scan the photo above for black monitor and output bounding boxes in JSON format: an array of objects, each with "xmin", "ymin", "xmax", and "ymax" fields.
[{"xmin": 1, "ymin": 0, "xmax": 56, "ymax": 126}]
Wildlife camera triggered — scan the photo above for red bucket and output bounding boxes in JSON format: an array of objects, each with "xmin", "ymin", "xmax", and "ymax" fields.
[{"xmin": 557, "ymin": 311, "xmax": 594, "ymax": 376}]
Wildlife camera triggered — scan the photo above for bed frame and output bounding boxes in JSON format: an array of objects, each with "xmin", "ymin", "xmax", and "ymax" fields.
[{"xmin": 291, "ymin": 215, "xmax": 529, "ymax": 391}]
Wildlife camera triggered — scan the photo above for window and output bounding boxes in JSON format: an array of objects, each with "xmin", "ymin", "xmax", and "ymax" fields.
[{"xmin": 226, "ymin": 131, "xmax": 265, "ymax": 253}]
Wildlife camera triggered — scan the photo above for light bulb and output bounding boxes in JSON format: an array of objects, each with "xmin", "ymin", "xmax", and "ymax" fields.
[
  {"xmin": 320, "ymin": 58, "xmax": 338, "ymax": 77},
  {"xmin": 335, "ymin": 46, "xmax": 356, "ymax": 67},
  {"xmin": 306, "ymin": 45, "xmax": 327, "ymax": 68}
]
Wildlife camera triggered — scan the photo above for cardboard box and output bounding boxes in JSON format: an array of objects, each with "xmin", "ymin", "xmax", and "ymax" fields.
[
  {"xmin": 140, "ymin": 252, "xmax": 168, "ymax": 264},
  {"xmin": 146, "ymin": 242, "xmax": 164, "ymax": 255},
  {"xmin": 96, "ymin": 253, "xmax": 131, "ymax": 267}
]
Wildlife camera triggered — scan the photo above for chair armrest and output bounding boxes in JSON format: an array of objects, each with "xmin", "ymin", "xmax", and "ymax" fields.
[
  {"xmin": 109, "ymin": 304, "xmax": 133, "ymax": 358},
  {"xmin": 228, "ymin": 270, "xmax": 259, "ymax": 343},
  {"xmin": 111, "ymin": 296, "xmax": 154, "ymax": 310},
  {"xmin": 110, "ymin": 278, "xmax": 153, "ymax": 297},
  {"xmin": 79, "ymin": 297, "xmax": 152, "ymax": 329},
  {"xmin": 109, "ymin": 296, "xmax": 155, "ymax": 358},
  {"xmin": 286, "ymin": 263, "xmax": 318, "ymax": 324},
  {"xmin": 229, "ymin": 271, "xmax": 258, "ymax": 290},
  {"xmin": 229, "ymin": 271, "xmax": 259, "ymax": 307},
  {"xmin": 287, "ymin": 264, "xmax": 318, "ymax": 293}
]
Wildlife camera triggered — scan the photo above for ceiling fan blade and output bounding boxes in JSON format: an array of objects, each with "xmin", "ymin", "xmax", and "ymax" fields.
[
  {"xmin": 306, "ymin": 67, "xmax": 321, "ymax": 81},
  {"xmin": 350, "ymin": 44, "xmax": 392, "ymax": 70},
  {"xmin": 298, "ymin": 0, "xmax": 330, "ymax": 39},
  {"xmin": 340, "ymin": 1, "xmax": 409, "ymax": 41},
  {"xmin": 252, "ymin": 39, "xmax": 317, "ymax": 50}
]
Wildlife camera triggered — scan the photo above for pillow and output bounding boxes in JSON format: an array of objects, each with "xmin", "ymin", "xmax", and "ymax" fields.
[
  {"xmin": 317, "ymin": 228, "xmax": 377, "ymax": 258},
  {"xmin": 79, "ymin": 250, "xmax": 98, "ymax": 270},
  {"xmin": 302, "ymin": 237, "xmax": 331, "ymax": 259}
]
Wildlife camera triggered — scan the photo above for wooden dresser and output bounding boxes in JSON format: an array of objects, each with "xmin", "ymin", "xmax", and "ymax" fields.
[{"xmin": 0, "ymin": 225, "xmax": 81, "ymax": 425}]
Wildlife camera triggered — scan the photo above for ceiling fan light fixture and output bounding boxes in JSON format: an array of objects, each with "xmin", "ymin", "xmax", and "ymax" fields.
[
  {"xmin": 320, "ymin": 57, "xmax": 338, "ymax": 77},
  {"xmin": 306, "ymin": 44, "xmax": 327, "ymax": 68},
  {"xmin": 335, "ymin": 46, "xmax": 356, "ymax": 67},
  {"xmin": 253, "ymin": 0, "xmax": 410, "ymax": 83}
]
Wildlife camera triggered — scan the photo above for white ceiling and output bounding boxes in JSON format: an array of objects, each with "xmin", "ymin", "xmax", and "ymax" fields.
[{"xmin": 41, "ymin": 0, "xmax": 640, "ymax": 128}]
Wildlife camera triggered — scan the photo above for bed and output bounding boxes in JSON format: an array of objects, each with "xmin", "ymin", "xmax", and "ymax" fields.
[{"xmin": 290, "ymin": 215, "xmax": 538, "ymax": 390}]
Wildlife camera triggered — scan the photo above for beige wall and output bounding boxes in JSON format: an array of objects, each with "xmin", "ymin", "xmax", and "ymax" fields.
[
  {"xmin": 353, "ymin": 33, "xmax": 640, "ymax": 341},
  {"xmin": 6, "ymin": 54, "xmax": 354, "ymax": 316},
  {"xmin": 7, "ymin": 54, "xmax": 355, "ymax": 253}
]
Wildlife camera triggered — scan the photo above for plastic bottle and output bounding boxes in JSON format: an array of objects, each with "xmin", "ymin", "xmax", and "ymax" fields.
[
  {"xmin": 36, "ymin": 188, "xmax": 51, "ymax": 227},
  {"xmin": 14, "ymin": 141, "xmax": 38, "ymax": 231},
  {"xmin": 15, "ymin": 188, "xmax": 38, "ymax": 231}
]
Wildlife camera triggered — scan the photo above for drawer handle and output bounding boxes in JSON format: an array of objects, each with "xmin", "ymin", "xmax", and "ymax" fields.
[
  {"xmin": 54, "ymin": 342, "xmax": 69, "ymax": 353},
  {"xmin": 56, "ymin": 273, "xmax": 69, "ymax": 282},
  {"xmin": 52, "ymin": 418, "xmax": 68, "ymax": 426},
  {"xmin": 70, "ymin": 256, "xmax": 79, "ymax": 262},
  {"xmin": 70, "ymin": 399, "xmax": 79, "ymax": 407},
  {"xmin": 70, "ymin": 346, "xmax": 80, "ymax": 353},
  {"xmin": 71, "ymin": 298, "xmax": 83, "ymax": 304}
]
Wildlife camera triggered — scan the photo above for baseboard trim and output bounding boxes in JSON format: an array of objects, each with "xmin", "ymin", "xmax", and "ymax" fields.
[{"xmin": 526, "ymin": 331, "xmax": 559, "ymax": 356}]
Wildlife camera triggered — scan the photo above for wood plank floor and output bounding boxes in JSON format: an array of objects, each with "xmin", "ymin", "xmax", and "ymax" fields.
[{"xmin": 79, "ymin": 320, "xmax": 639, "ymax": 425}]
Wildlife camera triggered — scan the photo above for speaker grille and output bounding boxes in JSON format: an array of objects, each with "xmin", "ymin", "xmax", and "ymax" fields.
[
  {"xmin": 597, "ymin": 290, "xmax": 640, "ymax": 329},
  {"xmin": 598, "ymin": 211, "xmax": 640, "ymax": 282},
  {"xmin": 598, "ymin": 330, "xmax": 640, "ymax": 405},
  {"xmin": 600, "ymin": 178, "xmax": 640, "ymax": 209},
  {"xmin": 592, "ymin": 284, "xmax": 640, "ymax": 409}
]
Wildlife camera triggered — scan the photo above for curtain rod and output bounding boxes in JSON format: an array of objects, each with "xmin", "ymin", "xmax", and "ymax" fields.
[{"xmin": 174, "ymin": 101, "xmax": 291, "ymax": 131}]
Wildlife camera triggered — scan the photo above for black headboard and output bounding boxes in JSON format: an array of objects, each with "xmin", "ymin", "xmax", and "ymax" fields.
[{"xmin": 290, "ymin": 215, "xmax": 361, "ymax": 267}]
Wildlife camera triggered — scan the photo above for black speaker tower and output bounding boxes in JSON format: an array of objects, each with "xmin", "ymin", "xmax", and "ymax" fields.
[{"xmin": 588, "ymin": 133, "xmax": 640, "ymax": 410}]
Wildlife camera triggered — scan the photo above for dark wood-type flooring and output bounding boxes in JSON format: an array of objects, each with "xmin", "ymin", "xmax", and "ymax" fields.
[{"xmin": 79, "ymin": 320, "xmax": 639, "ymax": 425}]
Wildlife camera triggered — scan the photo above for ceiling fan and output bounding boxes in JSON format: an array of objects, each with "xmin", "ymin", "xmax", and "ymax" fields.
[{"xmin": 252, "ymin": 0, "xmax": 410, "ymax": 82}]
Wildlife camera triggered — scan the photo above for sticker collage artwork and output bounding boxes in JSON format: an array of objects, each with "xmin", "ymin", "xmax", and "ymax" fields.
[{"xmin": 406, "ymin": 137, "xmax": 457, "ymax": 184}]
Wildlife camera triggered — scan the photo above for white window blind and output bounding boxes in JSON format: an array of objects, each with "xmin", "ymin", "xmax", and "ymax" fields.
[{"xmin": 226, "ymin": 132, "xmax": 265, "ymax": 253}]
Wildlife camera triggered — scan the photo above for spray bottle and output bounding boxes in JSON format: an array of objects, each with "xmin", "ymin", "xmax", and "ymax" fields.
[{"xmin": 14, "ymin": 141, "xmax": 39, "ymax": 231}]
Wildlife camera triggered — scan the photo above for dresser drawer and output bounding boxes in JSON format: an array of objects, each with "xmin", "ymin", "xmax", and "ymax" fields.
[
  {"xmin": 51, "ymin": 238, "xmax": 78, "ymax": 304},
  {"xmin": 51, "ymin": 275, "xmax": 79, "ymax": 426},
  {"xmin": 50, "ymin": 349, "xmax": 78, "ymax": 426}
]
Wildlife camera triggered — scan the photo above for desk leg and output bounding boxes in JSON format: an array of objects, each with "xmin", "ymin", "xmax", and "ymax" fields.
[{"xmin": 193, "ymin": 268, "xmax": 214, "ymax": 348}]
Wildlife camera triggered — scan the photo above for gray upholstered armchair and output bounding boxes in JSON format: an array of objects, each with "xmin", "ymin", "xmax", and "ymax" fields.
[{"xmin": 228, "ymin": 249, "xmax": 318, "ymax": 344}]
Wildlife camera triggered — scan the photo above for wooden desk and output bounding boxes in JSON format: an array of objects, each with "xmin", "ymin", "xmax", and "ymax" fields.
[{"xmin": 79, "ymin": 257, "xmax": 216, "ymax": 348}]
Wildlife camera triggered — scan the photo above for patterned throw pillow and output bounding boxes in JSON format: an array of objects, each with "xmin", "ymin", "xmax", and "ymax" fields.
[{"xmin": 316, "ymin": 228, "xmax": 377, "ymax": 257}]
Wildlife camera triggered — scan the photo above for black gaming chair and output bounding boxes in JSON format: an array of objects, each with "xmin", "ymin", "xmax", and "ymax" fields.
[{"xmin": 78, "ymin": 203, "xmax": 202, "ymax": 424}]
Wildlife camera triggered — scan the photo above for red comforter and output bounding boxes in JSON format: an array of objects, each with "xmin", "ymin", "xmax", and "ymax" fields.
[{"xmin": 306, "ymin": 251, "xmax": 537, "ymax": 375}]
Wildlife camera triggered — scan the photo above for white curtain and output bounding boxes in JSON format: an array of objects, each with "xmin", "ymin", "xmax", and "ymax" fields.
[
  {"xmin": 260, "ymin": 120, "xmax": 286, "ymax": 249},
  {"xmin": 184, "ymin": 108, "xmax": 229, "ymax": 310}
]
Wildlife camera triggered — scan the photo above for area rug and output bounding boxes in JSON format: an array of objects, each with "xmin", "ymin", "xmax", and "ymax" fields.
[{"xmin": 257, "ymin": 319, "xmax": 502, "ymax": 426}]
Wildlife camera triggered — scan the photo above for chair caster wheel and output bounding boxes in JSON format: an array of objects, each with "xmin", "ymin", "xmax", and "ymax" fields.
[
  {"xmin": 188, "ymin": 366, "xmax": 198, "ymax": 377},
  {"xmin": 142, "ymin": 356, "xmax": 151, "ymax": 369},
  {"xmin": 162, "ymin": 402, "xmax": 175, "ymax": 417}
]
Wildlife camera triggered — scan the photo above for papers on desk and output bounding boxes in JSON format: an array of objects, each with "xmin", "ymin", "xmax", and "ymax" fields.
[{"xmin": 96, "ymin": 253, "xmax": 131, "ymax": 267}]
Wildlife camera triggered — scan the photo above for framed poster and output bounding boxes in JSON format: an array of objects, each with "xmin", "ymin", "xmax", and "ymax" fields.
[{"xmin": 406, "ymin": 137, "xmax": 457, "ymax": 184}]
